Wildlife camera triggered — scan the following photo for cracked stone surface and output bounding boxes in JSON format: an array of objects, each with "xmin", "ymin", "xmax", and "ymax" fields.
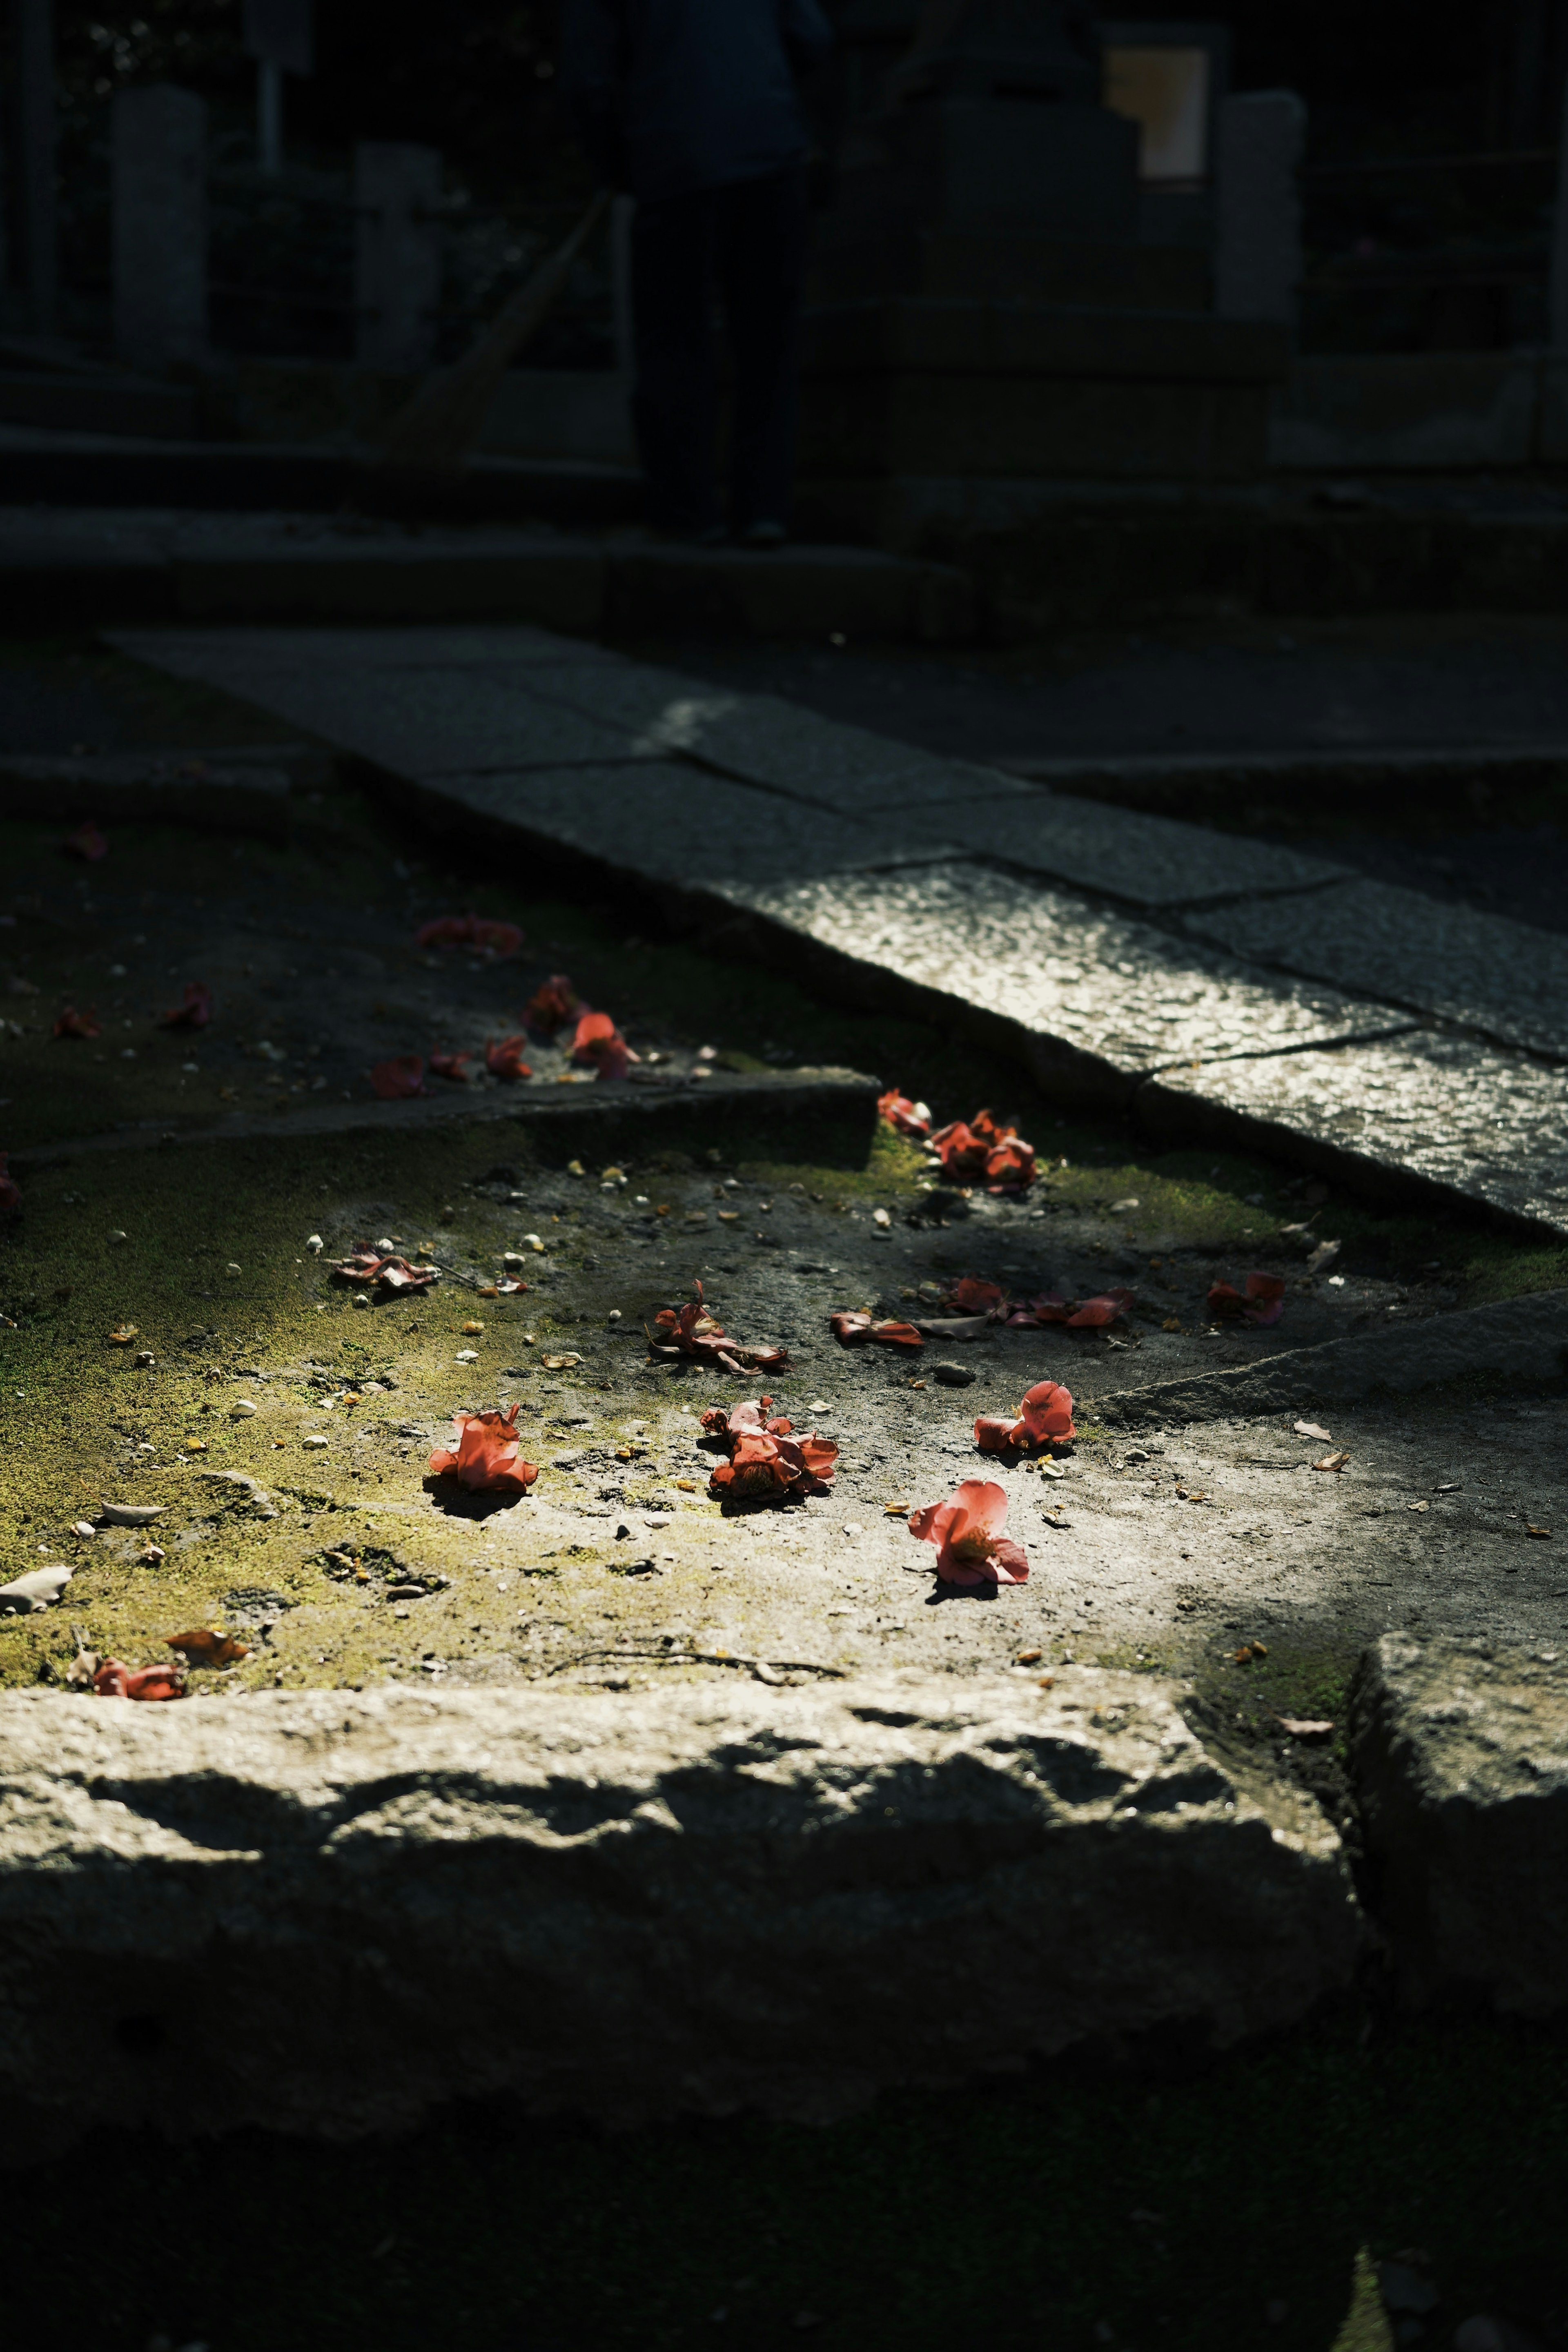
[
  {"xmin": 1351, "ymin": 1633, "xmax": 1568, "ymax": 2017},
  {"xmin": 0, "ymin": 1673, "xmax": 1359, "ymax": 2154},
  {"xmin": 720, "ymin": 863, "xmax": 1411, "ymax": 1092},
  {"xmin": 1187, "ymin": 877, "xmax": 1568, "ymax": 1061},
  {"xmin": 1143, "ymin": 1030, "xmax": 1568, "ymax": 1236}
]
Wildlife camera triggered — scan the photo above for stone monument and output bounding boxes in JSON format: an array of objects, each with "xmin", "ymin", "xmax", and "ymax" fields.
[{"xmin": 796, "ymin": 0, "xmax": 1290, "ymax": 544}]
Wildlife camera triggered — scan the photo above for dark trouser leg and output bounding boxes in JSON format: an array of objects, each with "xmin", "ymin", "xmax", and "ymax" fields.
[
  {"xmin": 630, "ymin": 188, "xmax": 722, "ymax": 535},
  {"xmin": 716, "ymin": 163, "xmax": 809, "ymax": 532}
]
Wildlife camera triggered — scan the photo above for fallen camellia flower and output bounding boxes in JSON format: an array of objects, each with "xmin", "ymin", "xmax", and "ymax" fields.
[
  {"xmin": 975, "ymin": 1378, "xmax": 1077, "ymax": 1452},
  {"xmin": 830, "ymin": 1310, "xmax": 924, "ymax": 1349},
  {"xmin": 428, "ymin": 1403, "xmax": 539, "ymax": 1494},
  {"xmin": 93, "ymin": 1657, "xmax": 185, "ymax": 1700},
  {"xmin": 1207, "ymin": 1272, "xmax": 1286, "ymax": 1327},
  {"xmin": 160, "ymin": 982, "xmax": 212, "ymax": 1029},
  {"xmin": 0, "ymin": 1154, "xmax": 19, "ymax": 1213},
  {"xmin": 416, "ymin": 913, "xmax": 524, "ymax": 958},
  {"xmin": 371, "ymin": 1055, "xmax": 427, "ymax": 1099},
  {"xmin": 332, "ymin": 1250, "xmax": 439, "ymax": 1295},
  {"xmin": 572, "ymin": 1009, "xmax": 638, "ymax": 1082},
  {"xmin": 1066, "ymin": 1288, "xmax": 1136, "ymax": 1329},
  {"xmin": 651, "ymin": 1281, "xmax": 788, "ymax": 1373},
  {"xmin": 942, "ymin": 1276, "xmax": 1008, "ymax": 1316},
  {"xmin": 1005, "ymin": 1292, "xmax": 1071, "ymax": 1327},
  {"xmin": 908, "ymin": 1479, "xmax": 1029, "ymax": 1586},
  {"xmin": 878, "ymin": 1087, "xmax": 931, "ymax": 1139},
  {"xmin": 428, "ymin": 1050, "xmax": 472, "ymax": 1082},
  {"xmin": 64, "ymin": 821, "xmax": 107, "ymax": 862},
  {"xmin": 523, "ymin": 973, "xmax": 581, "ymax": 1033},
  {"xmin": 703, "ymin": 1396, "xmax": 838, "ymax": 1501},
  {"xmin": 485, "ymin": 1034, "xmax": 533, "ymax": 1081},
  {"xmin": 929, "ymin": 1107, "xmax": 1038, "ymax": 1193},
  {"xmin": 165, "ymin": 1628, "xmax": 250, "ymax": 1666},
  {"xmin": 53, "ymin": 1004, "xmax": 102, "ymax": 1040}
]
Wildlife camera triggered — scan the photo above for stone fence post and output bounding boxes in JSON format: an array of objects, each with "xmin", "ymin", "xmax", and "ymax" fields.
[
  {"xmin": 354, "ymin": 142, "xmax": 443, "ymax": 370},
  {"xmin": 1214, "ymin": 89, "xmax": 1306, "ymax": 327},
  {"xmin": 112, "ymin": 84, "xmax": 208, "ymax": 374}
]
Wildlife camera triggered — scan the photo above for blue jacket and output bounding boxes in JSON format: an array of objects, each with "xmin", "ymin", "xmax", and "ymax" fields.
[{"xmin": 560, "ymin": 0, "xmax": 834, "ymax": 204}]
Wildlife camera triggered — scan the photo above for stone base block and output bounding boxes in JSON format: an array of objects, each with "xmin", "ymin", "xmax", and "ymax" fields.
[
  {"xmin": 1351, "ymin": 1637, "xmax": 1568, "ymax": 2017},
  {"xmin": 0, "ymin": 1677, "xmax": 1360, "ymax": 2158}
]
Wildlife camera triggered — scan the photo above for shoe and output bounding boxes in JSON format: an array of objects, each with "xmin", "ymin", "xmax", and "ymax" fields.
[{"xmin": 739, "ymin": 519, "xmax": 787, "ymax": 550}]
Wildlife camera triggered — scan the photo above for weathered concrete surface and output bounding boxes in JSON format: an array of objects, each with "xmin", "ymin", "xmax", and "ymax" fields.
[
  {"xmin": 1188, "ymin": 877, "xmax": 1568, "ymax": 1061},
  {"xmin": 1099, "ymin": 1287, "xmax": 1568, "ymax": 1428},
  {"xmin": 0, "ymin": 1676, "xmax": 1359, "ymax": 2156},
  {"xmin": 719, "ymin": 863, "xmax": 1412, "ymax": 1104},
  {"xmin": 1351, "ymin": 1635, "xmax": 1568, "ymax": 2016},
  {"xmin": 1142, "ymin": 1031, "xmax": 1568, "ymax": 1237}
]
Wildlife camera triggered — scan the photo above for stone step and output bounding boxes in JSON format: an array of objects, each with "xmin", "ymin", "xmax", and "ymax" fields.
[
  {"xmin": 5, "ymin": 510, "xmax": 973, "ymax": 642},
  {"xmin": 111, "ymin": 621, "xmax": 1568, "ymax": 1237},
  {"xmin": 0, "ymin": 368, "xmax": 199, "ymax": 439}
]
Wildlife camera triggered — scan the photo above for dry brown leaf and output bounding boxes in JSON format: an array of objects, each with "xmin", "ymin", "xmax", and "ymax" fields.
[
  {"xmin": 461, "ymin": 1320, "xmax": 485, "ymax": 1335},
  {"xmin": 540, "ymin": 1352, "xmax": 581, "ymax": 1370},
  {"xmin": 1279, "ymin": 1715, "xmax": 1334, "ymax": 1738},
  {"xmin": 1313, "ymin": 1451, "xmax": 1350, "ymax": 1473},
  {"xmin": 1526, "ymin": 1524, "xmax": 1553, "ymax": 1539},
  {"xmin": 107, "ymin": 1325, "xmax": 139, "ymax": 1346},
  {"xmin": 1015, "ymin": 1647, "xmax": 1042, "ymax": 1665},
  {"xmin": 1294, "ymin": 1420, "xmax": 1332, "ymax": 1441}
]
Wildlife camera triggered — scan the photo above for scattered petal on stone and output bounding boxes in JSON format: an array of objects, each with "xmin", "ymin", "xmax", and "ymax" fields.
[
  {"xmin": 429, "ymin": 1050, "xmax": 472, "ymax": 1082},
  {"xmin": 485, "ymin": 1034, "xmax": 533, "ymax": 1081},
  {"xmin": 830, "ymin": 1310, "xmax": 922, "ymax": 1349},
  {"xmin": 877, "ymin": 1088, "xmax": 931, "ymax": 1139},
  {"xmin": 416, "ymin": 913, "xmax": 523, "ymax": 958},
  {"xmin": 909, "ymin": 1478, "xmax": 1029, "ymax": 1586},
  {"xmin": 160, "ymin": 981, "xmax": 213, "ymax": 1029},
  {"xmin": 165, "ymin": 1627, "xmax": 250, "ymax": 1666},
  {"xmin": 371, "ymin": 1054, "xmax": 427, "ymax": 1099},
  {"xmin": 704, "ymin": 1396, "xmax": 837, "ymax": 1502},
  {"xmin": 94, "ymin": 1657, "xmax": 184, "ymax": 1699},
  {"xmin": 429, "ymin": 1403, "xmax": 539, "ymax": 1494},
  {"xmin": 571, "ymin": 1009, "xmax": 639, "ymax": 1082}
]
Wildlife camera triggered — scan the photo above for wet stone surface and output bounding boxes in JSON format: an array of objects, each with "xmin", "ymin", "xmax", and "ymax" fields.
[
  {"xmin": 1145, "ymin": 1029, "xmax": 1568, "ymax": 1237},
  {"xmin": 1187, "ymin": 876, "xmax": 1568, "ymax": 1061}
]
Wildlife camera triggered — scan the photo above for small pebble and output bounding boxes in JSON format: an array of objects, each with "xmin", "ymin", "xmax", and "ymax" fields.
[
  {"xmin": 306, "ymin": 1234, "xmax": 323, "ymax": 1253},
  {"xmin": 231, "ymin": 1400, "xmax": 257, "ymax": 1417},
  {"xmin": 872, "ymin": 1207, "xmax": 891, "ymax": 1229},
  {"xmin": 933, "ymin": 1362, "xmax": 976, "ymax": 1387},
  {"xmin": 139, "ymin": 1544, "xmax": 166, "ymax": 1566},
  {"xmin": 225, "ymin": 1262, "xmax": 241, "ymax": 1274},
  {"xmin": 303, "ymin": 1434, "xmax": 329, "ymax": 1449},
  {"xmin": 455, "ymin": 1349, "xmax": 479, "ymax": 1363},
  {"xmin": 352, "ymin": 1294, "xmax": 371, "ymax": 1309},
  {"xmin": 134, "ymin": 1350, "xmax": 155, "ymax": 1368},
  {"xmin": 607, "ymin": 1309, "xmax": 622, "ymax": 1322},
  {"xmin": 71, "ymin": 1521, "xmax": 96, "ymax": 1539},
  {"xmin": 109, "ymin": 1230, "xmax": 127, "ymax": 1245}
]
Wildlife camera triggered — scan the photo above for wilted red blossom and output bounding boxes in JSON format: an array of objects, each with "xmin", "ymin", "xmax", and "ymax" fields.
[
  {"xmin": 429, "ymin": 1050, "xmax": 472, "ymax": 1082},
  {"xmin": 160, "ymin": 982, "xmax": 212, "ymax": 1029},
  {"xmin": 333, "ymin": 1250, "xmax": 439, "ymax": 1295},
  {"xmin": 371, "ymin": 1055, "xmax": 427, "ymax": 1099},
  {"xmin": 830, "ymin": 1310, "xmax": 924, "ymax": 1348},
  {"xmin": 944, "ymin": 1276, "xmax": 1007, "ymax": 1316},
  {"xmin": 878, "ymin": 1087, "xmax": 931, "ymax": 1139},
  {"xmin": 1006, "ymin": 1292, "xmax": 1070, "ymax": 1327},
  {"xmin": 416, "ymin": 913, "xmax": 524, "ymax": 958},
  {"xmin": 650, "ymin": 1281, "xmax": 788, "ymax": 1374},
  {"xmin": 704, "ymin": 1395, "xmax": 838, "ymax": 1501},
  {"xmin": 1066, "ymin": 1287, "xmax": 1136, "ymax": 1329},
  {"xmin": 165, "ymin": 1628, "xmax": 249, "ymax": 1666},
  {"xmin": 428, "ymin": 1403, "xmax": 539, "ymax": 1494},
  {"xmin": 64, "ymin": 822, "xmax": 107, "ymax": 862},
  {"xmin": 908, "ymin": 1479, "xmax": 1029, "ymax": 1586},
  {"xmin": 53, "ymin": 1004, "xmax": 102, "ymax": 1040},
  {"xmin": 976, "ymin": 1378, "xmax": 1077, "ymax": 1452},
  {"xmin": 929, "ymin": 1119, "xmax": 988, "ymax": 1178},
  {"xmin": 523, "ymin": 973, "xmax": 581, "ymax": 1033},
  {"xmin": 0, "ymin": 1154, "xmax": 18, "ymax": 1213},
  {"xmin": 1208, "ymin": 1272, "xmax": 1286, "ymax": 1328},
  {"xmin": 571, "ymin": 1009, "xmax": 638, "ymax": 1082},
  {"xmin": 94, "ymin": 1657, "xmax": 185, "ymax": 1700},
  {"xmin": 929, "ymin": 1107, "xmax": 1037, "ymax": 1193},
  {"xmin": 484, "ymin": 1034, "xmax": 533, "ymax": 1081}
]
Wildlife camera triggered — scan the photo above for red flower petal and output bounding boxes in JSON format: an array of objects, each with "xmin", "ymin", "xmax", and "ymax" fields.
[
  {"xmin": 1067, "ymin": 1289, "xmax": 1135, "ymax": 1328},
  {"xmin": 946, "ymin": 1276, "xmax": 1007, "ymax": 1314},
  {"xmin": 829, "ymin": 1311, "xmax": 924, "ymax": 1348},
  {"xmin": 64, "ymin": 822, "xmax": 107, "ymax": 862},
  {"xmin": 484, "ymin": 1035, "xmax": 533, "ymax": 1081},
  {"xmin": 570, "ymin": 1009, "xmax": 638, "ymax": 1082},
  {"xmin": 160, "ymin": 982, "xmax": 212, "ymax": 1029},
  {"xmin": 53, "ymin": 1004, "xmax": 102, "ymax": 1040},
  {"xmin": 1206, "ymin": 1280, "xmax": 1245, "ymax": 1319},
  {"xmin": 1017, "ymin": 1379, "xmax": 1076, "ymax": 1443},
  {"xmin": 877, "ymin": 1087, "xmax": 931, "ymax": 1138},
  {"xmin": 370, "ymin": 1055, "xmax": 427, "ymax": 1099},
  {"xmin": 523, "ymin": 973, "xmax": 581, "ymax": 1033},
  {"xmin": 94, "ymin": 1657, "xmax": 185, "ymax": 1700},
  {"xmin": 429, "ymin": 1050, "xmax": 472, "ymax": 1082},
  {"xmin": 909, "ymin": 1478, "xmax": 1028, "ymax": 1584},
  {"xmin": 974, "ymin": 1416, "xmax": 1017, "ymax": 1451},
  {"xmin": 416, "ymin": 914, "xmax": 523, "ymax": 958},
  {"xmin": 428, "ymin": 1403, "xmax": 539, "ymax": 1494}
]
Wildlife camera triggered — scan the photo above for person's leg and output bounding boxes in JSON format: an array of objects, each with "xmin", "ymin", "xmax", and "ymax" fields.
[
  {"xmin": 630, "ymin": 187, "xmax": 724, "ymax": 537},
  {"xmin": 716, "ymin": 163, "xmax": 810, "ymax": 539}
]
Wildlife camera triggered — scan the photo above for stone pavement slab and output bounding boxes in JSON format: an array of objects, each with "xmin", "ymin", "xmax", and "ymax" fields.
[
  {"xmin": 417, "ymin": 762, "xmax": 962, "ymax": 885},
  {"xmin": 111, "ymin": 620, "xmax": 617, "ymax": 673},
  {"xmin": 1098, "ymin": 1287, "xmax": 1568, "ymax": 1427},
  {"xmin": 1352, "ymin": 1635, "xmax": 1568, "ymax": 2018},
  {"xmin": 719, "ymin": 862, "xmax": 1414, "ymax": 1101},
  {"xmin": 0, "ymin": 1675, "xmax": 1357, "ymax": 2153},
  {"xmin": 900, "ymin": 794, "xmax": 1348, "ymax": 910},
  {"xmin": 1187, "ymin": 875, "xmax": 1568, "ymax": 1061},
  {"xmin": 1141, "ymin": 1029, "xmax": 1568, "ymax": 1235}
]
